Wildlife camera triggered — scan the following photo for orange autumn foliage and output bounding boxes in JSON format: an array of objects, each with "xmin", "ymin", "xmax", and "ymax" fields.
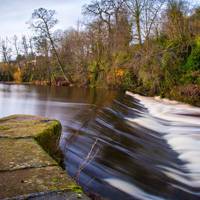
[{"xmin": 13, "ymin": 67, "xmax": 22, "ymax": 83}]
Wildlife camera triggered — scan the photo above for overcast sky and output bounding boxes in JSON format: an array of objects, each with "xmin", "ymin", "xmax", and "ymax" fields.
[
  {"xmin": 1, "ymin": 0, "xmax": 200, "ymax": 38},
  {"xmin": 0, "ymin": 0, "xmax": 90, "ymax": 38}
]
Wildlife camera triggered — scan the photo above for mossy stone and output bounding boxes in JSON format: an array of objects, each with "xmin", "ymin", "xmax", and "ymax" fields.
[{"xmin": 0, "ymin": 115, "xmax": 90, "ymax": 200}]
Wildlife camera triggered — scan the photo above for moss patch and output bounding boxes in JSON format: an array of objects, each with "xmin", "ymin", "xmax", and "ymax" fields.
[
  {"xmin": 0, "ymin": 166, "xmax": 75, "ymax": 199},
  {"xmin": 0, "ymin": 115, "xmax": 63, "ymax": 165},
  {"xmin": 0, "ymin": 115, "xmax": 90, "ymax": 199},
  {"xmin": 35, "ymin": 120, "xmax": 63, "ymax": 165},
  {"xmin": 0, "ymin": 115, "xmax": 59, "ymax": 139},
  {"xmin": 0, "ymin": 125, "xmax": 9, "ymax": 131},
  {"xmin": 0, "ymin": 138, "xmax": 57, "ymax": 171}
]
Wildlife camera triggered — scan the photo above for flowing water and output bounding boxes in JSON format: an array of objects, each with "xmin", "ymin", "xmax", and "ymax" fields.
[{"xmin": 0, "ymin": 83, "xmax": 200, "ymax": 200}]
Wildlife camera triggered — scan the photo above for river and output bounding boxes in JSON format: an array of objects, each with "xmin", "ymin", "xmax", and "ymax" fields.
[{"xmin": 0, "ymin": 83, "xmax": 200, "ymax": 200}]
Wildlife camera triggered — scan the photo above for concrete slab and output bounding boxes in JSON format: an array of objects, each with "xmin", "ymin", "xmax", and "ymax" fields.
[
  {"xmin": 0, "ymin": 138, "xmax": 57, "ymax": 171},
  {"xmin": 0, "ymin": 115, "xmax": 58, "ymax": 139},
  {"xmin": 0, "ymin": 115, "xmax": 90, "ymax": 200},
  {"xmin": 0, "ymin": 166, "xmax": 75, "ymax": 199}
]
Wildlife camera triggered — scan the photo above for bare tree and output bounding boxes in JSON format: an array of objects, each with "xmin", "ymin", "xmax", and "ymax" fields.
[
  {"xmin": 163, "ymin": 0, "xmax": 189, "ymax": 40},
  {"xmin": 29, "ymin": 37, "xmax": 35, "ymax": 57},
  {"xmin": 83, "ymin": 0, "xmax": 115, "ymax": 51},
  {"xmin": 29, "ymin": 7, "xmax": 73, "ymax": 83},
  {"xmin": 0, "ymin": 38, "xmax": 12, "ymax": 81},
  {"xmin": 34, "ymin": 35, "xmax": 53, "ymax": 83},
  {"xmin": 125, "ymin": 0, "xmax": 166, "ymax": 44},
  {"xmin": 0, "ymin": 38, "xmax": 12, "ymax": 64},
  {"xmin": 142, "ymin": 0, "xmax": 166, "ymax": 41},
  {"xmin": 13, "ymin": 35, "xmax": 22, "ymax": 69},
  {"xmin": 125, "ymin": 0, "xmax": 143, "ymax": 45},
  {"xmin": 22, "ymin": 35, "xmax": 29, "ymax": 58}
]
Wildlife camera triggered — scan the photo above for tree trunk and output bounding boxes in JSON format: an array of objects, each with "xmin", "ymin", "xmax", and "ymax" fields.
[
  {"xmin": 45, "ymin": 23, "xmax": 73, "ymax": 83},
  {"xmin": 136, "ymin": 12, "xmax": 142, "ymax": 45},
  {"xmin": 135, "ymin": 0, "xmax": 142, "ymax": 45}
]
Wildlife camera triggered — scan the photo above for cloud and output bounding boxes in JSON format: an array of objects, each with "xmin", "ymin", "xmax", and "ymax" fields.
[{"xmin": 0, "ymin": 0, "xmax": 89, "ymax": 38}]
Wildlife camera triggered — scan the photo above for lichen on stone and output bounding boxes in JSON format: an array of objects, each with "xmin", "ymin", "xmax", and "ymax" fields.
[{"xmin": 0, "ymin": 115, "xmax": 89, "ymax": 200}]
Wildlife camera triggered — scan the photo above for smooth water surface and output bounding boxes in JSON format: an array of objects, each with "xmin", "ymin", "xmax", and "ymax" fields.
[{"xmin": 0, "ymin": 83, "xmax": 200, "ymax": 200}]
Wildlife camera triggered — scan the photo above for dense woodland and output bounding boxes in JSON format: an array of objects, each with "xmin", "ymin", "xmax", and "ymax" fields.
[{"xmin": 0, "ymin": 0, "xmax": 200, "ymax": 105}]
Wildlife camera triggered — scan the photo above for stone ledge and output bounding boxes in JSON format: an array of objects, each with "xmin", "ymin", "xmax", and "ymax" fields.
[
  {"xmin": 0, "ymin": 138, "xmax": 57, "ymax": 171},
  {"xmin": 0, "ymin": 115, "xmax": 89, "ymax": 200}
]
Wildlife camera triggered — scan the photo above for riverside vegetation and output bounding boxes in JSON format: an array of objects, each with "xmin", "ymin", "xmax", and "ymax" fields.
[{"xmin": 0, "ymin": 0, "xmax": 199, "ymax": 106}]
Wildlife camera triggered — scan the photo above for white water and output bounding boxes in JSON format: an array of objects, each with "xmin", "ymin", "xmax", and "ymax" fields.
[
  {"xmin": 1, "ymin": 84, "xmax": 199, "ymax": 199},
  {"xmin": 104, "ymin": 178, "xmax": 164, "ymax": 200},
  {"xmin": 125, "ymin": 91, "xmax": 200, "ymax": 188}
]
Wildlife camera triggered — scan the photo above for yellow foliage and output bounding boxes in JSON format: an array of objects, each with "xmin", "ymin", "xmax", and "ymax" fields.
[
  {"xmin": 13, "ymin": 67, "xmax": 22, "ymax": 83},
  {"xmin": 0, "ymin": 63, "xmax": 9, "ymax": 72},
  {"xmin": 115, "ymin": 68, "xmax": 125, "ymax": 77}
]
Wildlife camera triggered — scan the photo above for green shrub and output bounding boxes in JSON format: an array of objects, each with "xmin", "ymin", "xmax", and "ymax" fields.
[
  {"xmin": 121, "ymin": 70, "xmax": 133, "ymax": 90},
  {"xmin": 180, "ymin": 71, "xmax": 200, "ymax": 85},
  {"xmin": 184, "ymin": 38, "xmax": 200, "ymax": 71}
]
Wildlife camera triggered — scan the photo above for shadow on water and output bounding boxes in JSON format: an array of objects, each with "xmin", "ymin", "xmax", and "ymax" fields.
[{"xmin": 0, "ymin": 84, "xmax": 200, "ymax": 200}]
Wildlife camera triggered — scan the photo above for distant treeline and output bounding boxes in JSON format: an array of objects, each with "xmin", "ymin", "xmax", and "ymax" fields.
[{"xmin": 0, "ymin": 0, "xmax": 200, "ymax": 105}]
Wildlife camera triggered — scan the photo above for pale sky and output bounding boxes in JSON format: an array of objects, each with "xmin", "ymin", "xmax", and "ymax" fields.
[
  {"xmin": 0, "ymin": 0, "xmax": 90, "ymax": 38},
  {"xmin": 1, "ymin": 0, "xmax": 200, "ymax": 38}
]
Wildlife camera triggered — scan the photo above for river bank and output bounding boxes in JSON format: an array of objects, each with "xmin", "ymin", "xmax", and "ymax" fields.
[
  {"xmin": 131, "ymin": 84, "xmax": 200, "ymax": 107},
  {"xmin": 0, "ymin": 114, "xmax": 89, "ymax": 200}
]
